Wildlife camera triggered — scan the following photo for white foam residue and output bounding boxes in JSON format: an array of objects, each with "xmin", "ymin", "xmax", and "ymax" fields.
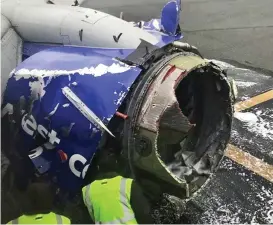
[
  {"xmin": 62, "ymin": 103, "xmax": 70, "ymax": 108},
  {"xmin": 208, "ymin": 59, "xmax": 235, "ymax": 69},
  {"xmin": 234, "ymin": 112, "xmax": 258, "ymax": 124},
  {"xmin": 92, "ymin": 127, "xmax": 99, "ymax": 134},
  {"xmin": 231, "ymin": 129, "xmax": 272, "ymax": 157},
  {"xmin": 14, "ymin": 63, "xmax": 132, "ymax": 80},
  {"xmin": 29, "ymin": 79, "xmax": 46, "ymax": 99},
  {"xmin": 208, "ymin": 59, "xmax": 252, "ymax": 72},
  {"xmin": 234, "ymin": 110, "xmax": 273, "ymax": 140},
  {"xmin": 48, "ymin": 103, "xmax": 59, "ymax": 117},
  {"xmin": 195, "ymin": 191, "xmax": 245, "ymax": 224},
  {"xmin": 254, "ymin": 186, "xmax": 273, "ymax": 224},
  {"xmin": 241, "ymin": 96, "xmax": 251, "ymax": 101},
  {"xmin": 235, "ymin": 80, "xmax": 256, "ymax": 87},
  {"xmin": 45, "ymin": 76, "xmax": 53, "ymax": 87},
  {"xmin": 112, "ymin": 58, "xmax": 132, "ymax": 67},
  {"xmin": 116, "ymin": 91, "xmax": 127, "ymax": 105},
  {"xmin": 193, "ymin": 159, "xmax": 273, "ymax": 224}
]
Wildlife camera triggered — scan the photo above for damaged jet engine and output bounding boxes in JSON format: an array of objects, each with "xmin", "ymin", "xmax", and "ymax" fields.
[
  {"xmin": 112, "ymin": 41, "xmax": 234, "ymax": 200},
  {"xmin": 1, "ymin": 1, "xmax": 234, "ymax": 222},
  {"xmin": 1, "ymin": 40, "xmax": 233, "ymax": 199}
]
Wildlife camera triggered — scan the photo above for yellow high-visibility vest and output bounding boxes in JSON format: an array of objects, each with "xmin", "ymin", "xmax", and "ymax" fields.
[
  {"xmin": 82, "ymin": 176, "xmax": 138, "ymax": 224},
  {"xmin": 7, "ymin": 212, "xmax": 70, "ymax": 224}
]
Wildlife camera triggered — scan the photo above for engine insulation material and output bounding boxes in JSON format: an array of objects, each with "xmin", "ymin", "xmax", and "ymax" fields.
[{"xmin": 2, "ymin": 46, "xmax": 142, "ymax": 191}]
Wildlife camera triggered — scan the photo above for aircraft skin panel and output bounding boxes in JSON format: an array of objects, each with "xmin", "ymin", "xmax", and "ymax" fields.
[
  {"xmin": 22, "ymin": 42, "xmax": 62, "ymax": 60},
  {"xmin": 3, "ymin": 46, "xmax": 141, "ymax": 191},
  {"xmin": 2, "ymin": 5, "xmax": 71, "ymax": 44},
  {"xmin": 63, "ymin": 14, "xmax": 158, "ymax": 48},
  {"xmin": 2, "ymin": 3, "xmax": 158, "ymax": 48},
  {"xmin": 0, "ymin": 0, "xmax": 84, "ymax": 6}
]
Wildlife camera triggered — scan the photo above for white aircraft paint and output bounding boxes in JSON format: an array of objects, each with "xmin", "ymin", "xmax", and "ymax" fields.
[
  {"xmin": 69, "ymin": 154, "xmax": 87, "ymax": 178},
  {"xmin": 28, "ymin": 146, "xmax": 44, "ymax": 159}
]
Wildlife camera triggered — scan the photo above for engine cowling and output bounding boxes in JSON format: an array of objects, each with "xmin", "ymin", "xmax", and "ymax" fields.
[{"xmin": 121, "ymin": 51, "xmax": 233, "ymax": 199}]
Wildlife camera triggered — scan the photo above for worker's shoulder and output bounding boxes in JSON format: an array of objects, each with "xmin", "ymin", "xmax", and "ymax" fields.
[
  {"xmin": 6, "ymin": 214, "xmax": 24, "ymax": 224},
  {"xmin": 60, "ymin": 214, "xmax": 71, "ymax": 224}
]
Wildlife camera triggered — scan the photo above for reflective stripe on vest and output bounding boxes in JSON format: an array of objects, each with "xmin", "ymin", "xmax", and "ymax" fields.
[
  {"xmin": 84, "ymin": 183, "xmax": 94, "ymax": 219},
  {"xmin": 10, "ymin": 214, "xmax": 63, "ymax": 224},
  {"xmin": 85, "ymin": 178, "xmax": 137, "ymax": 224},
  {"xmin": 56, "ymin": 214, "xmax": 63, "ymax": 224},
  {"xmin": 12, "ymin": 219, "xmax": 18, "ymax": 224}
]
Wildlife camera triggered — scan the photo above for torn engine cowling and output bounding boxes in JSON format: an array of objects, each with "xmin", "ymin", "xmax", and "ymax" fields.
[
  {"xmin": 118, "ymin": 44, "xmax": 233, "ymax": 200},
  {"xmin": 1, "ymin": 41, "xmax": 233, "ymax": 206}
]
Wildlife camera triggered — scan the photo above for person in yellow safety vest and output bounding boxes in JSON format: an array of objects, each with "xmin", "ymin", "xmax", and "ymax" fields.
[
  {"xmin": 81, "ymin": 149, "xmax": 154, "ymax": 224},
  {"xmin": 7, "ymin": 182, "xmax": 70, "ymax": 224}
]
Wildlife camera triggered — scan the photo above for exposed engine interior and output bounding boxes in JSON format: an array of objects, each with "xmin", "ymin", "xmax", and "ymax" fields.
[
  {"xmin": 158, "ymin": 63, "xmax": 232, "ymax": 195},
  {"xmin": 116, "ymin": 50, "xmax": 233, "ymax": 200},
  {"xmin": 0, "ymin": 45, "xmax": 234, "ymax": 224}
]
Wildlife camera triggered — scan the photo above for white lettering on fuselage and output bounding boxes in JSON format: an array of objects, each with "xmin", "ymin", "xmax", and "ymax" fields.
[
  {"xmin": 82, "ymin": 164, "xmax": 90, "ymax": 179},
  {"xmin": 69, "ymin": 154, "xmax": 90, "ymax": 178},
  {"xmin": 29, "ymin": 146, "xmax": 43, "ymax": 159},
  {"xmin": 2, "ymin": 103, "xmax": 90, "ymax": 180},
  {"xmin": 21, "ymin": 114, "xmax": 37, "ymax": 136},
  {"xmin": 21, "ymin": 114, "xmax": 60, "ymax": 145},
  {"xmin": 29, "ymin": 146, "xmax": 89, "ymax": 179}
]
